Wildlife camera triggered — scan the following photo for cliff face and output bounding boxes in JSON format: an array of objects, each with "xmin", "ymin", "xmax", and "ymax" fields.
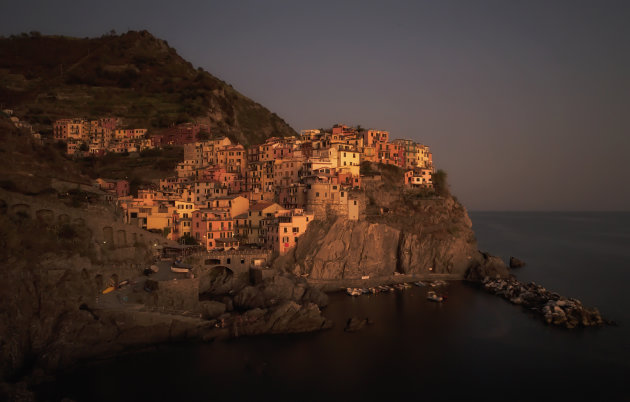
[
  {"xmin": 275, "ymin": 167, "xmax": 508, "ymax": 281},
  {"xmin": 277, "ymin": 199, "xmax": 482, "ymax": 280}
]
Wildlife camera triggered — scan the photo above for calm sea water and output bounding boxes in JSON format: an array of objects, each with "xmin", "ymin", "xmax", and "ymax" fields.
[{"xmin": 48, "ymin": 212, "xmax": 630, "ymax": 401}]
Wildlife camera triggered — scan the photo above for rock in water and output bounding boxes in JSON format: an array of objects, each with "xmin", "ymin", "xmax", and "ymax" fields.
[
  {"xmin": 344, "ymin": 317, "xmax": 369, "ymax": 332},
  {"xmin": 509, "ymin": 257, "xmax": 526, "ymax": 268},
  {"xmin": 480, "ymin": 277, "xmax": 609, "ymax": 329},
  {"xmin": 465, "ymin": 252, "xmax": 510, "ymax": 281}
]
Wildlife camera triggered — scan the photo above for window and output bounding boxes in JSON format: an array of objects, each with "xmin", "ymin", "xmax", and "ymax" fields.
[
  {"xmin": 241, "ymin": 259, "xmax": 245, "ymax": 264},
  {"xmin": 284, "ymin": 227, "xmax": 288, "ymax": 233},
  {"xmin": 227, "ymin": 258, "xmax": 231, "ymax": 264}
]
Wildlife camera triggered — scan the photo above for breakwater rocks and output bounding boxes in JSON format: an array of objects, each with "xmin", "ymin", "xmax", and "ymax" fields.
[{"xmin": 480, "ymin": 277, "xmax": 609, "ymax": 329}]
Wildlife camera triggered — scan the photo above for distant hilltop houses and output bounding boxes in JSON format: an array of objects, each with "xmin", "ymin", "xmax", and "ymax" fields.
[
  {"xmin": 51, "ymin": 117, "xmax": 209, "ymax": 155},
  {"xmin": 8, "ymin": 113, "xmax": 435, "ymax": 256}
]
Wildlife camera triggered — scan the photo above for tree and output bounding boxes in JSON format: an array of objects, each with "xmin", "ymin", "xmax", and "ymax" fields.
[
  {"xmin": 79, "ymin": 142, "xmax": 89, "ymax": 152},
  {"xmin": 180, "ymin": 234, "xmax": 198, "ymax": 245},
  {"xmin": 431, "ymin": 169, "xmax": 450, "ymax": 197}
]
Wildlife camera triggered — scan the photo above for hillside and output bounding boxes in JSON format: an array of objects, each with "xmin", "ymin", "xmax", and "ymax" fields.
[{"xmin": 0, "ymin": 30, "xmax": 296, "ymax": 145}]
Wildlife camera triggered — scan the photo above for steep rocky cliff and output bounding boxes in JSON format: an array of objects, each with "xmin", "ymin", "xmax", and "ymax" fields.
[{"xmin": 275, "ymin": 166, "xmax": 508, "ymax": 281}]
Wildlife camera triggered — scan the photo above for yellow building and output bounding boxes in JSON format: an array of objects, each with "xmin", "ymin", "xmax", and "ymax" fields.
[
  {"xmin": 241, "ymin": 201, "xmax": 283, "ymax": 244},
  {"xmin": 175, "ymin": 200, "xmax": 196, "ymax": 219}
]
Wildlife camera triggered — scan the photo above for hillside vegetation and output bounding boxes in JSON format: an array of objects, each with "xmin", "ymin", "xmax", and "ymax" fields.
[{"xmin": 0, "ymin": 30, "xmax": 296, "ymax": 145}]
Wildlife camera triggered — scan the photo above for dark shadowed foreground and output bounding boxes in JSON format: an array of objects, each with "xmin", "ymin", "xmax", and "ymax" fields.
[{"xmin": 44, "ymin": 212, "xmax": 629, "ymax": 401}]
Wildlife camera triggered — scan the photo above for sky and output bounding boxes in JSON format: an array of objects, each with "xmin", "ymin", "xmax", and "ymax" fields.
[{"xmin": 1, "ymin": 0, "xmax": 629, "ymax": 211}]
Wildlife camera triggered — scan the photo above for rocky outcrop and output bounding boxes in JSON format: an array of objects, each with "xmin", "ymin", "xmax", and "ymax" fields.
[
  {"xmin": 232, "ymin": 273, "xmax": 328, "ymax": 310},
  {"xmin": 274, "ymin": 194, "xmax": 506, "ymax": 281},
  {"xmin": 236, "ymin": 302, "xmax": 332, "ymax": 336},
  {"xmin": 199, "ymin": 301, "xmax": 226, "ymax": 319},
  {"xmin": 344, "ymin": 317, "xmax": 373, "ymax": 332},
  {"xmin": 479, "ymin": 277, "xmax": 609, "ymax": 329},
  {"xmin": 465, "ymin": 252, "xmax": 511, "ymax": 281},
  {"xmin": 509, "ymin": 256, "xmax": 526, "ymax": 268}
]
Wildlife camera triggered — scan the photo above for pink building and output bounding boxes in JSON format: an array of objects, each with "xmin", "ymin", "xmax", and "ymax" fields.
[
  {"xmin": 404, "ymin": 169, "xmax": 433, "ymax": 188},
  {"xmin": 192, "ymin": 209, "xmax": 238, "ymax": 250}
]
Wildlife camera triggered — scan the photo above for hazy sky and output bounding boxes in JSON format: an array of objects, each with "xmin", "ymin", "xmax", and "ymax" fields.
[{"xmin": 2, "ymin": 0, "xmax": 629, "ymax": 210}]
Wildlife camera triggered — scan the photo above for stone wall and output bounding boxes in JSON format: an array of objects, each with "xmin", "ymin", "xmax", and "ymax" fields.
[
  {"xmin": 0, "ymin": 189, "xmax": 172, "ymax": 249},
  {"xmin": 193, "ymin": 249, "xmax": 272, "ymax": 275}
]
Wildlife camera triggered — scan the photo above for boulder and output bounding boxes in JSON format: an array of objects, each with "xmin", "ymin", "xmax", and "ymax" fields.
[
  {"xmin": 344, "ymin": 317, "xmax": 369, "ymax": 332},
  {"xmin": 509, "ymin": 256, "xmax": 526, "ymax": 268},
  {"xmin": 465, "ymin": 252, "xmax": 510, "ymax": 282},
  {"xmin": 261, "ymin": 275, "xmax": 298, "ymax": 302},
  {"xmin": 302, "ymin": 287, "xmax": 328, "ymax": 307},
  {"xmin": 199, "ymin": 301, "xmax": 226, "ymax": 319},
  {"xmin": 233, "ymin": 286, "xmax": 265, "ymax": 310}
]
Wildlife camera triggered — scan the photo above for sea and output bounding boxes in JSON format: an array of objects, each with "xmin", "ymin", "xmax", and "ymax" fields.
[{"xmin": 46, "ymin": 212, "xmax": 630, "ymax": 401}]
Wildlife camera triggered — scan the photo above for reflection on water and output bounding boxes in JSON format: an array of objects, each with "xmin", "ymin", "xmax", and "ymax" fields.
[{"xmin": 50, "ymin": 213, "xmax": 629, "ymax": 401}]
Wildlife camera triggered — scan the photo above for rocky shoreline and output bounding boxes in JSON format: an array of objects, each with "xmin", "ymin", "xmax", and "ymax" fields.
[{"xmin": 479, "ymin": 277, "xmax": 611, "ymax": 329}]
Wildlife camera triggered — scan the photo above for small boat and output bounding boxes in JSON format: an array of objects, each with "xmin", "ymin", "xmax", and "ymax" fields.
[
  {"xmin": 118, "ymin": 280, "xmax": 129, "ymax": 288},
  {"xmin": 361, "ymin": 288, "xmax": 371, "ymax": 294},
  {"xmin": 427, "ymin": 290, "xmax": 444, "ymax": 302},
  {"xmin": 430, "ymin": 280, "xmax": 447, "ymax": 288},
  {"xmin": 346, "ymin": 288, "xmax": 362, "ymax": 296},
  {"xmin": 171, "ymin": 266, "xmax": 190, "ymax": 273},
  {"xmin": 102, "ymin": 286, "xmax": 115, "ymax": 294},
  {"xmin": 402, "ymin": 283, "xmax": 412, "ymax": 288},
  {"xmin": 369, "ymin": 287, "xmax": 379, "ymax": 294},
  {"xmin": 393, "ymin": 283, "xmax": 405, "ymax": 290},
  {"xmin": 414, "ymin": 281, "xmax": 426, "ymax": 287},
  {"xmin": 150, "ymin": 264, "xmax": 159, "ymax": 273},
  {"xmin": 171, "ymin": 261, "xmax": 192, "ymax": 273}
]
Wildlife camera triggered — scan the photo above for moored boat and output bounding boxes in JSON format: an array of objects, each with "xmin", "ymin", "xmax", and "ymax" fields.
[
  {"xmin": 171, "ymin": 266, "xmax": 190, "ymax": 273},
  {"xmin": 102, "ymin": 286, "xmax": 115, "ymax": 294},
  {"xmin": 427, "ymin": 290, "xmax": 444, "ymax": 302}
]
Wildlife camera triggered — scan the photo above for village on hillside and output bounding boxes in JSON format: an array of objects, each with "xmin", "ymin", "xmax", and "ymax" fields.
[{"xmin": 5, "ymin": 111, "xmax": 435, "ymax": 258}]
